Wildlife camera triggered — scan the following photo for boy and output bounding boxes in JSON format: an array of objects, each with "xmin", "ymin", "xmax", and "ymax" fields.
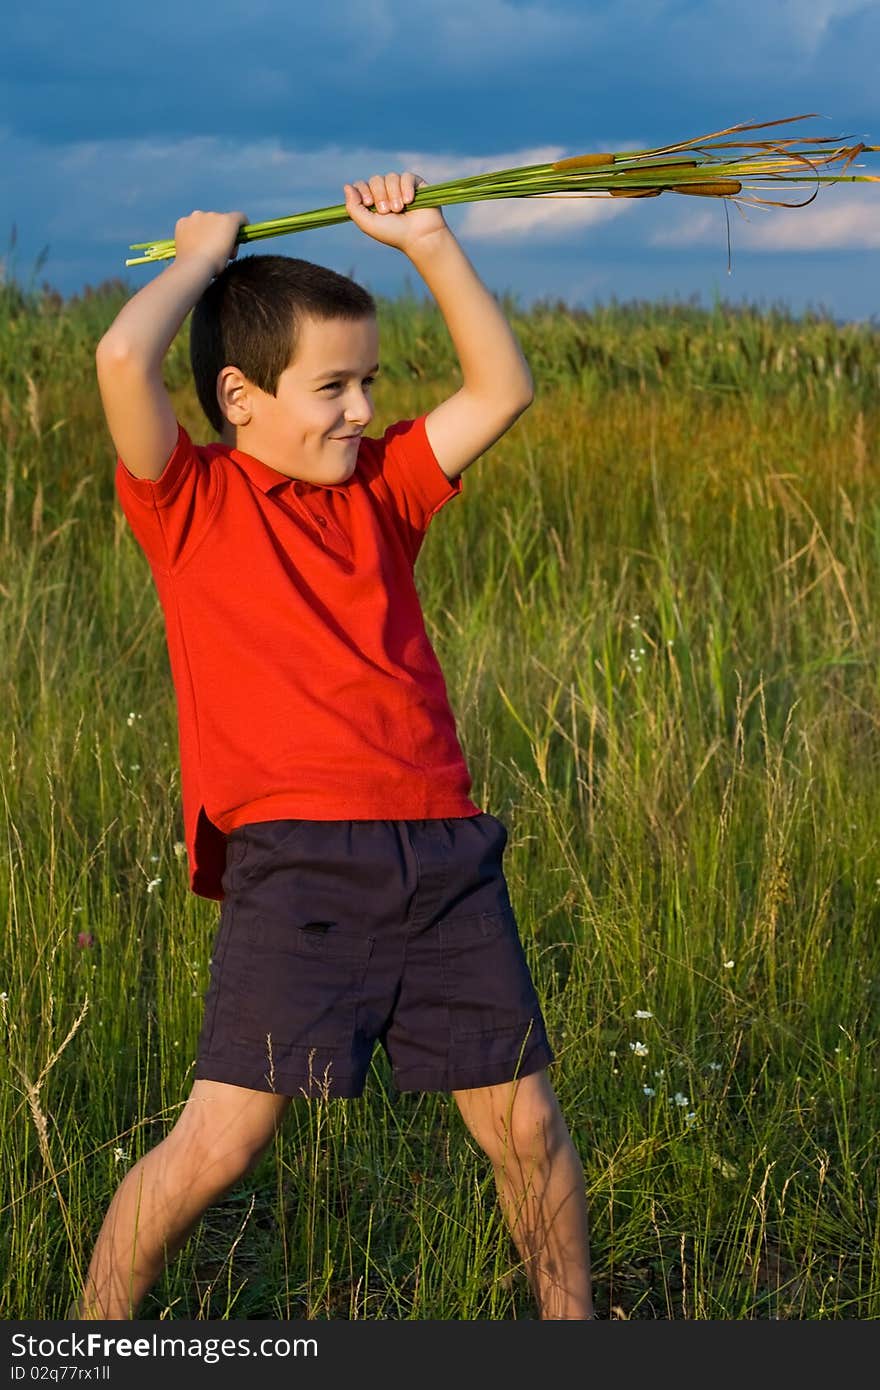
[{"xmin": 77, "ymin": 170, "xmax": 593, "ymax": 1320}]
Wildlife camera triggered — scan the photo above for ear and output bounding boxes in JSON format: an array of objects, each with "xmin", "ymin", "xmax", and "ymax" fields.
[{"xmin": 216, "ymin": 365, "xmax": 253, "ymax": 428}]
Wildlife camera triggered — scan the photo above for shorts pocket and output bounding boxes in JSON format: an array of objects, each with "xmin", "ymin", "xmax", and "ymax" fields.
[
  {"xmin": 235, "ymin": 913, "xmax": 374, "ymax": 1050},
  {"xmin": 440, "ymin": 907, "xmax": 543, "ymax": 1040}
]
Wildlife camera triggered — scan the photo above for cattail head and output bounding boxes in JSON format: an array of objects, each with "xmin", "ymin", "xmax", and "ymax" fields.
[
  {"xmin": 672, "ymin": 179, "xmax": 743, "ymax": 197},
  {"xmin": 552, "ymin": 153, "xmax": 615, "ymax": 171}
]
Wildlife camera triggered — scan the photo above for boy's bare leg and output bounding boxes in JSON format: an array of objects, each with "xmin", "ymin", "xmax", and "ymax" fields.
[
  {"xmin": 72, "ymin": 1080, "xmax": 290, "ymax": 1319},
  {"xmin": 452, "ymin": 1069, "xmax": 593, "ymax": 1319}
]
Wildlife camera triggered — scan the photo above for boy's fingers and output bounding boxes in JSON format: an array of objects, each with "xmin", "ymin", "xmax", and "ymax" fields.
[
  {"xmin": 347, "ymin": 185, "xmax": 377, "ymax": 231},
  {"xmin": 401, "ymin": 172, "xmax": 426, "ymax": 205},
  {"xmin": 383, "ymin": 172, "xmax": 403, "ymax": 210},
  {"xmin": 351, "ymin": 175, "xmax": 422, "ymax": 213},
  {"xmin": 368, "ymin": 173, "xmax": 389, "ymax": 209},
  {"xmin": 344, "ymin": 183, "xmax": 374, "ymax": 229},
  {"xmin": 364, "ymin": 172, "xmax": 409, "ymax": 213},
  {"xmin": 174, "ymin": 209, "xmax": 249, "ymax": 271}
]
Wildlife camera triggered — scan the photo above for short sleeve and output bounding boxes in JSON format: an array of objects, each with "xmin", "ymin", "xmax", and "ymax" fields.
[
  {"xmin": 114, "ymin": 423, "xmax": 220, "ymax": 572},
  {"xmin": 360, "ymin": 416, "xmax": 462, "ymax": 563}
]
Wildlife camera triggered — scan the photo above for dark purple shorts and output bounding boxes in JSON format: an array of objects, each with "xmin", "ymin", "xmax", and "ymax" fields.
[{"xmin": 194, "ymin": 814, "xmax": 555, "ymax": 1098}]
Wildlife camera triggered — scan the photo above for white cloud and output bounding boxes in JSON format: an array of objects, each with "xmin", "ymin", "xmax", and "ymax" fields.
[
  {"xmin": 740, "ymin": 199, "xmax": 880, "ymax": 250},
  {"xmin": 652, "ymin": 193, "xmax": 880, "ymax": 251},
  {"xmin": 460, "ymin": 192, "xmax": 632, "ymax": 241},
  {"xmin": 651, "ymin": 209, "xmax": 725, "ymax": 248},
  {"xmin": 3, "ymin": 128, "xmax": 634, "ymax": 295},
  {"xmin": 33, "ymin": 132, "xmax": 641, "ymax": 249}
]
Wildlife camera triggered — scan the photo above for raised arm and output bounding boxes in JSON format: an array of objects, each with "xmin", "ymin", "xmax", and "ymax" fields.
[
  {"xmin": 343, "ymin": 174, "xmax": 533, "ymax": 481},
  {"xmin": 95, "ymin": 211, "xmax": 247, "ymax": 481}
]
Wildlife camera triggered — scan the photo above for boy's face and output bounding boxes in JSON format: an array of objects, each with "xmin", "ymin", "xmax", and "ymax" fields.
[{"xmin": 227, "ymin": 313, "xmax": 380, "ymax": 484}]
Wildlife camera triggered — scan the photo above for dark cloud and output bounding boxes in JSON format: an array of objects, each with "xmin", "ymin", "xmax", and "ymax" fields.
[{"xmin": 2, "ymin": 2, "xmax": 876, "ymax": 149}]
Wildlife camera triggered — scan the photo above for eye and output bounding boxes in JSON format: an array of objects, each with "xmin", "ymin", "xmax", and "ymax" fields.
[{"xmin": 319, "ymin": 374, "xmax": 377, "ymax": 393}]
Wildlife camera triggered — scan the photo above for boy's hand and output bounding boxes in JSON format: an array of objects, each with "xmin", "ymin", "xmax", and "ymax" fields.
[
  {"xmin": 173, "ymin": 210, "xmax": 249, "ymax": 279},
  {"xmin": 343, "ymin": 173, "xmax": 447, "ymax": 252}
]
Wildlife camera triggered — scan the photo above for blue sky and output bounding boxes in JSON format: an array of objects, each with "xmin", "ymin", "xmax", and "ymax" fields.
[{"xmin": 3, "ymin": 0, "xmax": 878, "ymax": 320}]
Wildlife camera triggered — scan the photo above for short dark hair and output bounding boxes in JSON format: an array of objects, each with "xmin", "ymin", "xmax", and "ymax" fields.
[{"xmin": 189, "ymin": 254, "xmax": 376, "ymax": 435}]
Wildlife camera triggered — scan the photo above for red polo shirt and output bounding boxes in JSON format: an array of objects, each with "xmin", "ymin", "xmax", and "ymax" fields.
[{"xmin": 115, "ymin": 415, "xmax": 480, "ymax": 900}]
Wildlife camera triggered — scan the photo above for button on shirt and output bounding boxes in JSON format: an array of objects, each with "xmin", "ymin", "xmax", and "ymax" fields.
[{"xmin": 114, "ymin": 415, "xmax": 480, "ymax": 900}]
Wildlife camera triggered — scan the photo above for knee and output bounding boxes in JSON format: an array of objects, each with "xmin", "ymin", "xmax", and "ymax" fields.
[
  {"xmin": 465, "ymin": 1083, "xmax": 571, "ymax": 1175},
  {"xmin": 495, "ymin": 1101, "xmax": 570, "ymax": 1174},
  {"xmin": 160, "ymin": 1094, "xmax": 283, "ymax": 1195},
  {"xmin": 159, "ymin": 1120, "xmax": 269, "ymax": 1196}
]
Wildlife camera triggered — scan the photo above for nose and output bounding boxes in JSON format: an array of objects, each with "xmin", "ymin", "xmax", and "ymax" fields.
[{"xmin": 344, "ymin": 385, "xmax": 374, "ymax": 426}]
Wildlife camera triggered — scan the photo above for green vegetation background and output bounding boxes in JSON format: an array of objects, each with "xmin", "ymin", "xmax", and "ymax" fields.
[{"xmin": 2, "ymin": 274, "xmax": 879, "ymax": 1318}]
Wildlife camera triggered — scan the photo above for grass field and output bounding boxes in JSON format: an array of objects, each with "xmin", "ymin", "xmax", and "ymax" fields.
[{"xmin": 1, "ymin": 275, "xmax": 879, "ymax": 1318}]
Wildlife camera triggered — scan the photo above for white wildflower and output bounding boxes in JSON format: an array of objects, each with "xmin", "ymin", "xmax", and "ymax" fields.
[
  {"xmin": 673, "ymin": 1092, "xmax": 689, "ymax": 1107},
  {"xmin": 642, "ymin": 1086, "xmax": 656, "ymax": 1097},
  {"xmin": 146, "ymin": 877, "xmax": 162, "ymax": 894},
  {"xmin": 629, "ymin": 1041, "xmax": 649, "ymax": 1057},
  {"xmin": 634, "ymin": 1010, "xmax": 653, "ymax": 1020}
]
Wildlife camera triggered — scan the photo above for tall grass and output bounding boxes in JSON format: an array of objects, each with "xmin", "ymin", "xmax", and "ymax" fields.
[{"xmin": 1, "ymin": 276, "xmax": 878, "ymax": 1318}]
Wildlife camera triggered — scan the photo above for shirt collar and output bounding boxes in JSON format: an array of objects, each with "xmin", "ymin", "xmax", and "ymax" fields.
[{"xmin": 208, "ymin": 443, "xmax": 354, "ymax": 495}]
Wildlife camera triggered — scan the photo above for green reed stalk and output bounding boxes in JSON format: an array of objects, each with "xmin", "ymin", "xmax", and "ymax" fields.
[{"xmin": 124, "ymin": 116, "xmax": 879, "ymax": 266}]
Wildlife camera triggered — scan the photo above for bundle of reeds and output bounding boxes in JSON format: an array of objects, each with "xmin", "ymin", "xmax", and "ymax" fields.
[{"xmin": 125, "ymin": 116, "xmax": 878, "ymax": 267}]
